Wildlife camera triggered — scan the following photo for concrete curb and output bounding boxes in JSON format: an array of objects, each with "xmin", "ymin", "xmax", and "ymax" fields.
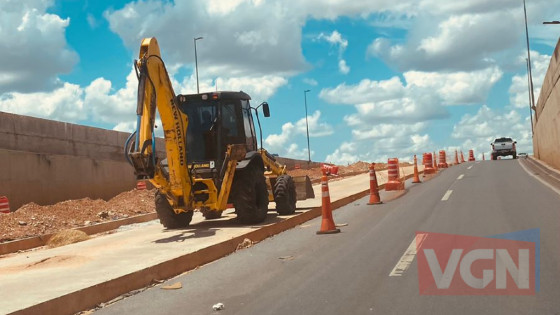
[
  {"xmin": 528, "ymin": 156, "xmax": 560, "ymax": 178},
  {"xmin": 0, "ymin": 213, "xmax": 158, "ymax": 256},
  {"xmin": 13, "ymin": 172, "xmax": 420, "ymax": 315}
]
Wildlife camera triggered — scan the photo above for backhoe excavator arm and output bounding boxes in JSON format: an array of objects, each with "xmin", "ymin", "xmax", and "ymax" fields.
[{"xmin": 127, "ymin": 37, "xmax": 193, "ymax": 211}]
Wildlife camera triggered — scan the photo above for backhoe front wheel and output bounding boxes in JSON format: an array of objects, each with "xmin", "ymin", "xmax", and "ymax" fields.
[
  {"xmin": 274, "ymin": 175, "xmax": 297, "ymax": 215},
  {"xmin": 232, "ymin": 163, "xmax": 269, "ymax": 224},
  {"xmin": 155, "ymin": 191, "xmax": 193, "ymax": 229}
]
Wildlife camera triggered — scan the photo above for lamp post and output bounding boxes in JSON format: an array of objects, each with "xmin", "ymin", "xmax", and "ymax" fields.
[
  {"xmin": 523, "ymin": 0, "xmax": 537, "ymax": 121},
  {"xmin": 526, "ymin": 58, "xmax": 534, "ymax": 137},
  {"xmin": 304, "ymin": 89, "xmax": 311, "ymax": 164},
  {"xmin": 194, "ymin": 36, "xmax": 203, "ymax": 94}
]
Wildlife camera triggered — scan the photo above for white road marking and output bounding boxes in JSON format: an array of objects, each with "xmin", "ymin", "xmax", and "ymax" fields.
[
  {"xmin": 457, "ymin": 174, "xmax": 464, "ymax": 180},
  {"xmin": 441, "ymin": 190, "xmax": 453, "ymax": 201},
  {"xmin": 467, "ymin": 165, "xmax": 473, "ymax": 170},
  {"xmin": 389, "ymin": 234, "xmax": 427, "ymax": 276}
]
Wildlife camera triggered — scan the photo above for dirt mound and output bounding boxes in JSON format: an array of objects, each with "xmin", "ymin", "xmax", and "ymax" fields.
[
  {"xmin": 47, "ymin": 229, "xmax": 90, "ymax": 248},
  {"xmin": 286, "ymin": 161, "xmax": 387, "ymax": 183},
  {"xmin": 0, "ymin": 189, "xmax": 156, "ymax": 243}
]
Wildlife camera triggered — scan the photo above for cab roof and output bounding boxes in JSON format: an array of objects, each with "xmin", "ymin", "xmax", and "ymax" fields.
[{"xmin": 177, "ymin": 91, "xmax": 251, "ymax": 101}]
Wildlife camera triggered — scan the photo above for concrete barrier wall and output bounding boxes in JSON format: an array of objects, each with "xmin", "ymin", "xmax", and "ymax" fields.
[
  {"xmin": 0, "ymin": 112, "xmax": 165, "ymax": 210},
  {"xmin": 534, "ymin": 38, "xmax": 560, "ymax": 171}
]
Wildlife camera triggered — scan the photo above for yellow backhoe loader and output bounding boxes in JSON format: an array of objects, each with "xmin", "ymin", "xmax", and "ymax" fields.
[{"xmin": 125, "ymin": 37, "xmax": 314, "ymax": 228}]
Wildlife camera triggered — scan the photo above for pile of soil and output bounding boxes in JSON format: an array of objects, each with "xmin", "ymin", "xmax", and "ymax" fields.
[
  {"xmin": 287, "ymin": 161, "xmax": 387, "ymax": 183},
  {"xmin": 0, "ymin": 189, "xmax": 155, "ymax": 243}
]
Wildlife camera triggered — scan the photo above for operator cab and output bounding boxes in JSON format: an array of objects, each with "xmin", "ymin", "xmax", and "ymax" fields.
[{"xmin": 177, "ymin": 91, "xmax": 264, "ymax": 179}]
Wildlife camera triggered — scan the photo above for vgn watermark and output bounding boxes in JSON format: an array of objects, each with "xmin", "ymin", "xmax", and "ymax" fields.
[{"xmin": 416, "ymin": 229, "xmax": 539, "ymax": 295}]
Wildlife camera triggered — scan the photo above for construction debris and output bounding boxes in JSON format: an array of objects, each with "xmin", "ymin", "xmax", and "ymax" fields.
[
  {"xmin": 0, "ymin": 189, "xmax": 156, "ymax": 243},
  {"xmin": 161, "ymin": 282, "xmax": 182, "ymax": 290},
  {"xmin": 236, "ymin": 238, "xmax": 253, "ymax": 250},
  {"xmin": 213, "ymin": 303, "xmax": 225, "ymax": 311}
]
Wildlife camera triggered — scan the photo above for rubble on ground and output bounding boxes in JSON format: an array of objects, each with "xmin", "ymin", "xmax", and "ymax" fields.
[{"xmin": 0, "ymin": 189, "xmax": 155, "ymax": 243}]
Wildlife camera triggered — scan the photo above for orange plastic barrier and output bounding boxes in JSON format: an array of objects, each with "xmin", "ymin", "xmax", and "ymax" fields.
[
  {"xmin": 438, "ymin": 150, "xmax": 448, "ymax": 168},
  {"xmin": 386, "ymin": 158, "xmax": 404, "ymax": 191}
]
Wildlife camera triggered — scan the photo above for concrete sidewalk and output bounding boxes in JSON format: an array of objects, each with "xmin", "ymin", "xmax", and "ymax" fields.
[{"xmin": 0, "ymin": 166, "xmax": 420, "ymax": 314}]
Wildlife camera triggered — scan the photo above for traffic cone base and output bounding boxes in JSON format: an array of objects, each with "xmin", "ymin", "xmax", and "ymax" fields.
[{"xmin": 317, "ymin": 228, "xmax": 341, "ymax": 235}]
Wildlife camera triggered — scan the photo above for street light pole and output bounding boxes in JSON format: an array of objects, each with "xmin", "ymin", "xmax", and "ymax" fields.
[
  {"xmin": 526, "ymin": 58, "xmax": 535, "ymax": 137},
  {"xmin": 523, "ymin": 0, "xmax": 537, "ymax": 121},
  {"xmin": 304, "ymin": 89, "xmax": 311, "ymax": 164},
  {"xmin": 194, "ymin": 36, "xmax": 203, "ymax": 94}
]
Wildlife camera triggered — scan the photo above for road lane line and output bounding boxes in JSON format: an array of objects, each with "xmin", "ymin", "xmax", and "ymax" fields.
[
  {"xmin": 389, "ymin": 234, "xmax": 427, "ymax": 277},
  {"xmin": 441, "ymin": 190, "xmax": 453, "ymax": 201},
  {"xmin": 457, "ymin": 174, "xmax": 464, "ymax": 180},
  {"xmin": 467, "ymin": 165, "xmax": 473, "ymax": 170}
]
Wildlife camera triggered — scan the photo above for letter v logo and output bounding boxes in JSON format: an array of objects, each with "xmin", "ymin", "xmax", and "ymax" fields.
[{"xmin": 424, "ymin": 249, "xmax": 463, "ymax": 289}]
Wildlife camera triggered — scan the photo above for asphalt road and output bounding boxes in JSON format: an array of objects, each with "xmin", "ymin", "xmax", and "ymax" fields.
[{"xmin": 95, "ymin": 159, "xmax": 560, "ymax": 315}]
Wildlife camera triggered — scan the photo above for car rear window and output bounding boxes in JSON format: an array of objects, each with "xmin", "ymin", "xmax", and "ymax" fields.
[{"xmin": 494, "ymin": 138, "xmax": 512, "ymax": 142}]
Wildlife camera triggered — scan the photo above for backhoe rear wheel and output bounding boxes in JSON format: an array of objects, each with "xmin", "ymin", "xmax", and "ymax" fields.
[
  {"xmin": 274, "ymin": 175, "xmax": 297, "ymax": 215},
  {"xmin": 155, "ymin": 191, "xmax": 193, "ymax": 229},
  {"xmin": 232, "ymin": 163, "xmax": 269, "ymax": 224}
]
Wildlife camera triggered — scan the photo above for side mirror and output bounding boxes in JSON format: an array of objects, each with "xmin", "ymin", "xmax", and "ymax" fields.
[{"xmin": 262, "ymin": 102, "xmax": 270, "ymax": 117}]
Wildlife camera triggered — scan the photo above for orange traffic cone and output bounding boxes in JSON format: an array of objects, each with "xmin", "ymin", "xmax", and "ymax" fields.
[
  {"xmin": 483, "ymin": 153, "xmax": 485, "ymax": 161},
  {"xmin": 0, "ymin": 196, "xmax": 10, "ymax": 213},
  {"xmin": 454, "ymin": 150, "xmax": 459, "ymax": 165},
  {"xmin": 460, "ymin": 151, "xmax": 465, "ymax": 163},
  {"xmin": 412, "ymin": 155, "xmax": 421, "ymax": 183},
  {"xmin": 367, "ymin": 163, "xmax": 382, "ymax": 204},
  {"xmin": 317, "ymin": 174, "xmax": 341, "ymax": 234}
]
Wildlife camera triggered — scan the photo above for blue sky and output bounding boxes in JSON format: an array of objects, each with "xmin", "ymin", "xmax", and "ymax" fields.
[{"xmin": 1, "ymin": 0, "xmax": 559, "ymax": 164}]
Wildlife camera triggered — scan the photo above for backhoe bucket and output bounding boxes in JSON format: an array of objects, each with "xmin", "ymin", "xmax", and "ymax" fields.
[{"xmin": 292, "ymin": 175, "xmax": 315, "ymax": 200}]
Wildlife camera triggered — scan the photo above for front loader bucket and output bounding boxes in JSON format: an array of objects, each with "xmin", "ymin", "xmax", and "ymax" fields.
[{"xmin": 292, "ymin": 175, "xmax": 315, "ymax": 200}]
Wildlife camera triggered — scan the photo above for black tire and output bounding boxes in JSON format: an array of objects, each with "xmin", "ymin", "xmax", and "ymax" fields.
[
  {"xmin": 513, "ymin": 153, "xmax": 517, "ymax": 159},
  {"xmin": 155, "ymin": 191, "xmax": 193, "ymax": 229},
  {"xmin": 491, "ymin": 154, "xmax": 496, "ymax": 160},
  {"xmin": 274, "ymin": 175, "xmax": 296, "ymax": 215},
  {"xmin": 201, "ymin": 207, "xmax": 222, "ymax": 220},
  {"xmin": 231, "ymin": 163, "xmax": 269, "ymax": 224}
]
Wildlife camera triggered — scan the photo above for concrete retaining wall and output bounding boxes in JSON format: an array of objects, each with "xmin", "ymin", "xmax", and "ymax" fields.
[
  {"xmin": 0, "ymin": 112, "xmax": 164, "ymax": 210},
  {"xmin": 534, "ymin": 38, "xmax": 560, "ymax": 171}
]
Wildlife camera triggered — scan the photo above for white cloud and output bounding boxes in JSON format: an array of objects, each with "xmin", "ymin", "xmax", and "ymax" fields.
[
  {"xmin": 338, "ymin": 60, "xmax": 350, "ymax": 74},
  {"xmin": 325, "ymin": 130, "xmax": 434, "ymax": 165},
  {"xmin": 303, "ymin": 78, "xmax": 318, "ymax": 86},
  {"xmin": 404, "ymin": 67, "xmax": 503, "ymax": 105},
  {"xmin": 264, "ymin": 110, "xmax": 333, "ymax": 158},
  {"xmin": 0, "ymin": 0, "xmax": 78, "ymax": 93},
  {"xmin": 0, "ymin": 82, "xmax": 85, "ymax": 122},
  {"xmin": 451, "ymin": 105, "xmax": 532, "ymax": 155},
  {"xmin": 509, "ymin": 50, "xmax": 550, "ymax": 109},
  {"xmin": 367, "ymin": 0, "xmax": 560, "ymax": 72},
  {"xmin": 318, "ymin": 30, "xmax": 350, "ymax": 74}
]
